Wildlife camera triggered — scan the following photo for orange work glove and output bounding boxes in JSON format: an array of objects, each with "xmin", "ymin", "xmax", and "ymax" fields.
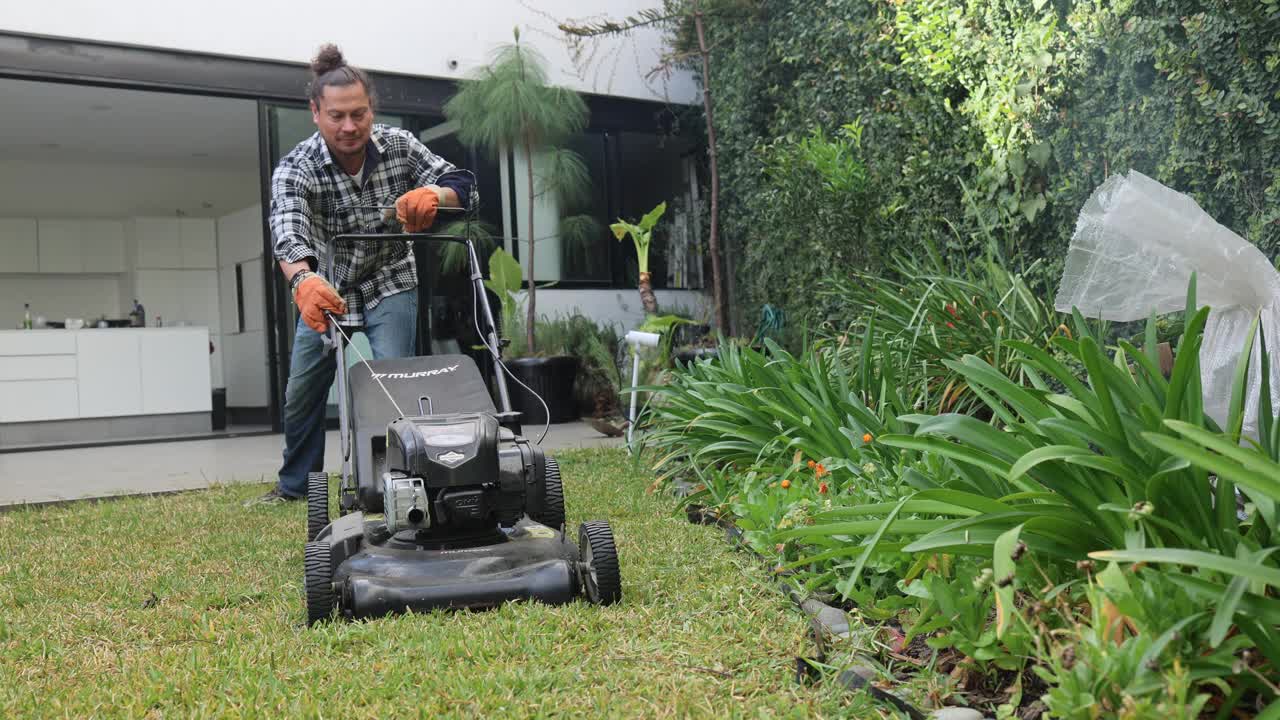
[
  {"xmin": 395, "ymin": 186, "xmax": 441, "ymax": 232},
  {"xmin": 292, "ymin": 272, "xmax": 347, "ymax": 333}
]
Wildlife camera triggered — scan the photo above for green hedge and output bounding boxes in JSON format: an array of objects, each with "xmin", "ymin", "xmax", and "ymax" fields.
[{"xmin": 704, "ymin": 0, "xmax": 1280, "ymax": 339}]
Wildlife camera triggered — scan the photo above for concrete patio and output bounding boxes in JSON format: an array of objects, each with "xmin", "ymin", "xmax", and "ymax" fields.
[{"xmin": 0, "ymin": 420, "xmax": 623, "ymax": 508}]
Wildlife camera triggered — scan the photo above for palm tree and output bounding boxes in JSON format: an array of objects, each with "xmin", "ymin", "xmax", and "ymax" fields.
[{"xmin": 445, "ymin": 29, "xmax": 590, "ymax": 353}]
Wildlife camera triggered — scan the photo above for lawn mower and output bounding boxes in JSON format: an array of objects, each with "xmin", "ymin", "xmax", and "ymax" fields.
[{"xmin": 302, "ymin": 205, "xmax": 621, "ymax": 625}]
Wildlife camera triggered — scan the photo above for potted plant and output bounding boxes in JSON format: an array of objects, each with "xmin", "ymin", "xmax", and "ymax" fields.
[
  {"xmin": 445, "ymin": 27, "xmax": 590, "ymax": 354},
  {"xmin": 484, "ymin": 249, "xmax": 580, "ymax": 424},
  {"xmin": 447, "ymin": 28, "xmax": 600, "ymax": 424}
]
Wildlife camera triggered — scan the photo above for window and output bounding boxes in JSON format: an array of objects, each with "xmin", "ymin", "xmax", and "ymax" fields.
[
  {"xmin": 617, "ymin": 131, "xmax": 700, "ymax": 290},
  {"xmin": 559, "ymin": 132, "xmax": 612, "ymax": 283}
]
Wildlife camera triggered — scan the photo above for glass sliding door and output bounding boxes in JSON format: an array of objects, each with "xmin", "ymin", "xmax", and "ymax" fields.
[{"xmin": 260, "ymin": 102, "xmax": 408, "ymax": 418}]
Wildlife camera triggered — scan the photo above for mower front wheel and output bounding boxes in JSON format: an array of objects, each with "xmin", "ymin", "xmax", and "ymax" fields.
[
  {"xmin": 532, "ymin": 457, "xmax": 566, "ymax": 531},
  {"xmin": 304, "ymin": 542, "xmax": 336, "ymax": 626},
  {"xmin": 306, "ymin": 472, "xmax": 329, "ymax": 541},
  {"xmin": 578, "ymin": 521, "xmax": 621, "ymax": 606}
]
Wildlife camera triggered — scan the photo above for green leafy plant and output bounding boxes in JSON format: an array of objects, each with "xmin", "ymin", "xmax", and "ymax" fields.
[
  {"xmin": 1034, "ymin": 570, "xmax": 1220, "ymax": 719},
  {"xmin": 818, "ymin": 238, "xmax": 1065, "ymax": 415},
  {"xmin": 535, "ymin": 313, "xmax": 624, "ymax": 415},
  {"xmin": 437, "ymin": 219, "xmax": 500, "ymax": 277},
  {"xmin": 644, "ymin": 274, "xmax": 1280, "ymax": 712},
  {"xmin": 636, "ymin": 312, "xmax": 697, "ymax": 369},
  {"xmin": 484, "ymin": 247, "xmax": 524, "ymax": 345},
  {"xmin": 639, "ymin": 337, "xmax": 912, "ymax": 499},
  {"xmin": 611, "ymin": 201, "xmax": 667, "ymax": 315}
]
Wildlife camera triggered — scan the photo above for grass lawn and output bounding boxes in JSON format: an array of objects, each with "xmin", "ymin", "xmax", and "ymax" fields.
[{"xmin": 0, "ymin": 448, "xmax": 879, "ymax": 718}]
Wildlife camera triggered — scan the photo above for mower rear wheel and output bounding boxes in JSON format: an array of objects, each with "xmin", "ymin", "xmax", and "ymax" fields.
[
  {"xmin": 304, "ymin": 542, "xmax": 335, "ymax": 626},
  {"xmin": 533, "ymin": 457, "xmax": 566, "ymax": 530},
  {"xmin": 578, "ymin": 521, "xmax": 621, "ymax": 605},
  {"xmin": 306, "ymin": 472, "xmax": 329, "ymax": 542}
]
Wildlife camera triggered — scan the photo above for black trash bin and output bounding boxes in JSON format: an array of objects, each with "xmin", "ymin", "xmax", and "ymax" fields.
[{"xmin": 211, "ymin": 388, "xmax": 227, "ymax": 430}]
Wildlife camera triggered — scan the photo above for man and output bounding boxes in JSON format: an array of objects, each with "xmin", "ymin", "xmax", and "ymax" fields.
[{"xmin": 248, "ymin": 44, "xmax": 477, "ymax": 505}]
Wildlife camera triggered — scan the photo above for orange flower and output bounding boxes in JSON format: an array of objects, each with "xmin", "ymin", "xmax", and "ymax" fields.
[
  {"xmin": 946, "ymin": 303, "xmax": 958, "ymax": 318},
  {"xmin": 781, "ymin": 479, "xmax": 792, "ymax": 489},
  {"xmin": 815, "ymin": 464, "xmax": 828, "ymax": 478},
  {"xmin": 807, "ymin": 460, "xmax": 816, "ymax": 469},
  {"xmin": 946, "ymin": 321, "xmax": 956, "ymax": 329},
  {"xmin": 818, "ymin": 482, "xmax": 829, "ymax": 494},
  {"xmin": 862, "ymin": 433, "xmax": 873, "ymax": 443}
]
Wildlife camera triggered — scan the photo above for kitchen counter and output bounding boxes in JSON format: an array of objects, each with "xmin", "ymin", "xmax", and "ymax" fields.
[{"xmin": 0, "ymin": 327, "xmax": 211, "ymax": 423}]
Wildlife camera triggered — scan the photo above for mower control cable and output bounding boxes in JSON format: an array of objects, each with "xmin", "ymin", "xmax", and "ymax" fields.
[
  {"xmin": 326, "ymin": 313, "xmax": 408, "ymax": 420},
  {"xmin": 468, "ymin": 260, "xmax": 551, "ymax": 445}
]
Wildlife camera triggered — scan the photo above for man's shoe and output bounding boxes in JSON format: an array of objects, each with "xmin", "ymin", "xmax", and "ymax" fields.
[{"xmin": 244, "ymin": 486, "xmax": 301, "ymax": 507}]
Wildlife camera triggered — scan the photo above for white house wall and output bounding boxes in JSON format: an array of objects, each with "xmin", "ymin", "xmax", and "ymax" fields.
[
  {"xmin": 0, "ymin": 1, "xmax": 697, "ymax": 104},
  {"xmin": 516, "ymin": 288, "xmax": 711, "ymax": 335}
]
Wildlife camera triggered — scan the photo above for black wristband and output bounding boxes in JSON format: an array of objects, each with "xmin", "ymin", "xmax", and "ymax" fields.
[{"xmin": 289, "ymin": 270, "xmax": 314, "ymax": 293}]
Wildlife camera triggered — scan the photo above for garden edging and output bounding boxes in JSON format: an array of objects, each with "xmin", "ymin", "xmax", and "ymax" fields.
[{"xmin": 674, "ymin": 480, "xmax": 987, "ymax": 720}]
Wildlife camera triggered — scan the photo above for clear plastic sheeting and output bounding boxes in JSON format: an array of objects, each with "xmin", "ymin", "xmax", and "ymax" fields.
[{"xmin": 1055, "ymin": 170, "xmax": 1280, "ymax": 438}]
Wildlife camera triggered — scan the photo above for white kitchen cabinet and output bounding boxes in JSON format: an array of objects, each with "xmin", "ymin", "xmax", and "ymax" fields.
[
  {"xmin": 134, "ymin": 217, "xmax": 217, "ymax": 269},
  {"xmin": 182, "ymin": 269, "xmax": 222, "ymax": 388},
  {"xmin": 0, "ymin": 355, "xmax": 77, "ymax": 381},
  {"xmin": 0, "ymin": 219, "xmax": 38, "ymax": 273},
  {"xmin": 182, "ymin": 270, "xmax": 221, "ymax": 333},
  {"xmin": 77, "ymin": 331, "xmax": 143, "ymax": 418},
  {"xmin": 0, "ymin": 379, "xmax": 79, "ymax": 422},
  {"xmin": 140, "ymin": 330, "xmax": 211, "ymax": 414},
  {"xmin": 241, "ymin": 258, "xmax": 266, "ymax": 332},
  {"xmin": 4, "ymin": 219, "xmax": 125, "ymax": 275},
  {"xmin": 134, "ymin": 218, "xmax": 183, "ymax": 269},
  {"xmin": 0, "ymin": 331, "xmax": 77, "ymax": 355},
  {"xmin": 133, "ymin": 270, "xmax": 183, "ymax": 327},
  {"xmin": 180, "ymin": 218, "xmax": 218, "ymax": 269},
  {"xmin": 37, "ymin": 220, "xmax": 83, "ymax": 273},
  {"xmin": 0, "ymin": 329, "xmax": 210, "ymax": 423},
  {"xmin": 224, "ymin": 330, "xmax": 268, "ymax": 407},
  {"xmin": 80, "ymin": 220, "xmax": 127, "ymax": 273}
]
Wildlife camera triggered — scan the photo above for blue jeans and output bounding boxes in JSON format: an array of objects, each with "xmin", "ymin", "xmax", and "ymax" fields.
[{"xmin": 276, "ymin": 289, "xmax": 418, "ymax": 497}]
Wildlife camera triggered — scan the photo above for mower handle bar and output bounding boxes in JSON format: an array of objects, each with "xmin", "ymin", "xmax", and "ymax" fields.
[
  {"xmin": 320, "ymin": 227, "xmax": 516, "ymax": 419},
  {"xmin": 326, "ymin": 232, "xmax": 474, "ymax": 246}
]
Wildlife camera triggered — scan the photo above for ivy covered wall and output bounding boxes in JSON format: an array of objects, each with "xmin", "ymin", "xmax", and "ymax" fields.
[{"xmin": 701, "ymin": 0, "xmax": 1280, "ymax": 335}]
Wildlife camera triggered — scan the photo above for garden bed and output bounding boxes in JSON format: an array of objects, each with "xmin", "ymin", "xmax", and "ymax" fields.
[{"xmin": 638, "ymin": 268, "xmax": 1280, "ymax": 718}]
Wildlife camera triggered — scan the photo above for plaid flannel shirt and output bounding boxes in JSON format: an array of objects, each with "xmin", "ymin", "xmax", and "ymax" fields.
[{"xmin": 269, "ymin": 124, "xmax": 477, "ymax": 327}]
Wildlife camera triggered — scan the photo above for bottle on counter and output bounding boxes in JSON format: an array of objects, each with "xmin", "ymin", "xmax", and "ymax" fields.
[
  {"xmin": 155, "ymin": 315, "xmax": 163, "ymax": 328},
  {"xmin": 23, "ymin": 303, "xmax": 32, "ymax": 330}
]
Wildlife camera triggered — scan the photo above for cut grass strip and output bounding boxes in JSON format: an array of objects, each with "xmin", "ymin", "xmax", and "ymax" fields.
[{"xmin": 0, "ymin": 448, "xmax": 878, "ymax": 718}]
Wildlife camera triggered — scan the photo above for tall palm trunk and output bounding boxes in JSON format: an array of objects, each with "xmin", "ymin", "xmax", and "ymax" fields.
[
  {"xmin": 638, "ymin": 272, "xmax": 658, "ymax": 314},
  {"xmin": 524, "ymin": 137, "xmax": 537, "ymax": 353},
  {"xmin": 693, "ymin": 0, "xmax": 727, "ymax": 333}
]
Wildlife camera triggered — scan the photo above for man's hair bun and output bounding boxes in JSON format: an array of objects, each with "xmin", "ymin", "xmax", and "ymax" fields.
[
  {"xmin": 311, "ymin": 44, "xmax": 346, "ymax": 77},
  {"xmin": 307, "ymin": 43, "xmax": 377, "ymax": 108}
]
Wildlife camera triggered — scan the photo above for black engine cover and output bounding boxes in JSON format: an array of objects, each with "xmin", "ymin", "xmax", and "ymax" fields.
[
  {"xmin": 386, "ymin": 414, "xmax": 500, "ymax": 488},
  {"xmin": 383, "ymin": 413, "xmax": 544, "ymax": 531}
]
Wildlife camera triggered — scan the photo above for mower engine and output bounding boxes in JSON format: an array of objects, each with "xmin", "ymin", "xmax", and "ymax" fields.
[{"xmin": 381, "ymin": 413, "xmax": 545, "ymax": 534}]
